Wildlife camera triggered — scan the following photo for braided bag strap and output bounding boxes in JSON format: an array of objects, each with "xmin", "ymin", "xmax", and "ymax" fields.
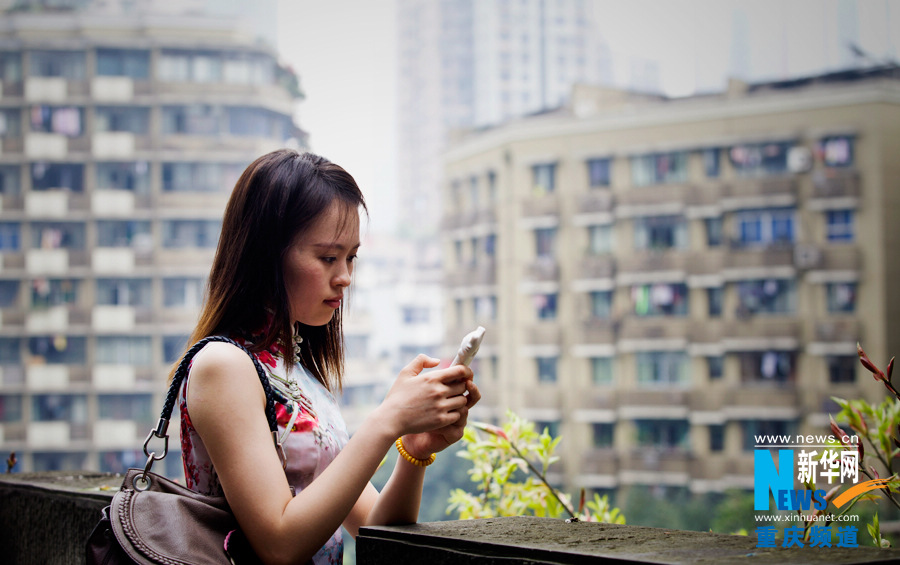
[{"xmin": 162, "ymin": 335, "xmax": 278, "ymax": 432}]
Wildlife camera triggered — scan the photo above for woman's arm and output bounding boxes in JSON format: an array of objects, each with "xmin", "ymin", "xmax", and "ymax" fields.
[{"xmin": 187, "ymin": 345, "xmax": 471, "ymax": 565}]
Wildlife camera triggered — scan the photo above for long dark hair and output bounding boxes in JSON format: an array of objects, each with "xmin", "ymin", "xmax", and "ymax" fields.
[{"xmin": 173, "ymin": 149, "xmax": 367, "ymax": 392}]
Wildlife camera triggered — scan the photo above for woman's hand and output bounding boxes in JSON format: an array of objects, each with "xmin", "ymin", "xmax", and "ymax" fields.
[
  {"xmin": 402, "ymin": 377, "xmax": 481, "ymax": 458},
  {"xmin": 375, "ymin": 354, "xmax": 475, "ymax": 445}
]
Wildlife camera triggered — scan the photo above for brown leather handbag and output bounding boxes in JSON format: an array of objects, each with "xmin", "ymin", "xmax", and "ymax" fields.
[{"xmin": 85, "ymin": 336, "xmax": 285, "ymax": 565}]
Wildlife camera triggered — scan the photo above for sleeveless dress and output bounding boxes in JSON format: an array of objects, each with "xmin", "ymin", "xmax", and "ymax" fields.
[{"xmin": 178, "ymin": 332, "xmax": 349, "ymax": 565}]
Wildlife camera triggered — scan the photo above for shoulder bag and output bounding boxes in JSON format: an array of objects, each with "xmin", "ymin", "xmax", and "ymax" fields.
[{"xmin": 85, "ymin": 335, "xmax": 286, "ymax": 565}]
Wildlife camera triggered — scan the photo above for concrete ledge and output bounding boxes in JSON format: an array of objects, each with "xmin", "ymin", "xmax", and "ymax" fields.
[
  {"xmin": 0, "ymin": 472, "xmax": 117, "ymax": 565},
  {"xmin": 358, "ymin": 516, "xmax": 900, "ymax": 564}
]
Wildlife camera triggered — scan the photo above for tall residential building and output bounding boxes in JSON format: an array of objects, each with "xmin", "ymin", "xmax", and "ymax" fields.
[
  {"xmin": 441, "ymin": 67, "xmax": 900, "ymax": 493},
  {"xmin": 0, "ymin": 4, "xmax": 304, "ymax": 474},
  {"xmin": 397, "ymin": 0, "xmax": 612, "ymax": 243}
]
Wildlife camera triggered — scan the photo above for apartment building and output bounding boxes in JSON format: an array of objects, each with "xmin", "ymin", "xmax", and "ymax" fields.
[
  {"xmin": 0, "ymin": 7, "xmax": 303, "ymax": 474},
  {"xmin": 441, "ymin": 67, "xmax": 900, "ymax": 493}
]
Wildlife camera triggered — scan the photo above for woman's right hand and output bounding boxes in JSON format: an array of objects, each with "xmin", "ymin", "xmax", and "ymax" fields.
[{"xmin": 375, "ymin": 354, "xmax": 473, "ymax": 439}]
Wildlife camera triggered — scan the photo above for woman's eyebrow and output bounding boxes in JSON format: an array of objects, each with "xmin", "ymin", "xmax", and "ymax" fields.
[{"xmin": 313, "ymin": 242, "xmax": 361, "ymax": 251}]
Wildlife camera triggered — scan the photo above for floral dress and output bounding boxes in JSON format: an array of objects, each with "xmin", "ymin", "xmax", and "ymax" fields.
[{"xmin": 178, "ymin": 333, "xmax": 349, "ymax": 565}]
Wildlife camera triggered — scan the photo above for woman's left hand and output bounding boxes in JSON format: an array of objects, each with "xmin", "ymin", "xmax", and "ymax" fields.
[{"xmin": 401, "ymin": 378, "xmax": 481, "ymax": 459}]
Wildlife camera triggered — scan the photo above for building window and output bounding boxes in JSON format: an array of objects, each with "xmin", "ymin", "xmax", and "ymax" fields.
[
  {"xmin": 736, "ymin": 279, "xmax": 796, "ymax": 315},
  {"xmin": 590, "ymin": 291, "xmax": 612, "ymax": 319},
  {"xmin": 95, "ymin": 106, "xmax": 150, "ymax": 134},
  {"xmin": 587, "ymin": 157, "xmax": 611, "ymax": 187},
  {"xmin": 631, "ymin": 283, "xmax": 688, "ymax": 316},
  {"xmin": 158, "ymin": 50, "xmax": 224, "ymax": 83},
  {"xmin": 535, "ymin": 227, "xmax": 557, "ymax": 258},
  {"xmin": 0, "ymin": 222, "xmax": 20, "ymax": 251},
  {"xmin": 536, "ymin": 357, "xmax": 558, "ymax": 383},
  {"xmin": 228, "ymin": 107, "xmax": 291, "ymax": 139},
  {"xmin": 533, "ymin": 293, "xmax": 557, "ymax": 320},
  {"xmin": 402, "ymin": 306, "xmax": 430, "ymax": 324},
  {"xmin": 28, "ymin": 336, "xmax": 86, "ymax": 364},
  {"xmin": 31, "ymin": 222, "xmax": 86, "ymax": 249},
  {"xmin": 818, "ymin": 136, "xmax": 854, "ymax": 168},
  {"xmin": 98, "ymin": 394, "xmax": 153, "ymax": 423},
  {"xmin": 487, "ymin": 170, "xmax": 497, "ymax": 202},
  {"xmin": 709, "ymin": 425, "xmax": 725, "ymax": 452},
  {"xmin": 630, "ymin": 152, "xmax": 688, "ymax": 187},
  {"xmin": 29, "ymin": 50, "xmax": 86, "ymax": 79},
  {"xmin": 96, "ymin": 161, "xmax": 151, "ymax": 193},
  {"xmin": 532, "ymin": 163, "xmax": 556, "ymax": 195},
  {"xmin": 0, "ymin": 281, "xmax": 19, "ymax": 307},
  {"xmin": 97, "ymin": 221, "xmax": 151, "ymax": 248},
  {"xmin": 707, "ymin": 287, "xmax": 723, "ymax": 317},
  {"xmin": 96, "ymin": 278, "xmax": 153, "ymax": 307},
  {"xmin": 484, "ymin": 234, "xmax": 496, "ymax": 258},
  {"xmin": 591, "ymin": 357, "xmax": 613, "ymax": 385},
  {"xmin": 827, "ymin": 356, "xmax": 856, "ymax": 383},
  {"xmin": 705, "ymin": 217, "xmax": 723, "ymax": 247},
  {"xmin": 455, "ymin": 298, "xmax": 464, "ymax": 326},
  {"xmin": 32, "ymin": 394, "xmax": 87, "ymax": 421},
  {"xmin": 592, "ymin": 423, "xmax": 614, "ymax": 447},
  {"xmin": 826, "ymin": 282, "xmax": 856, "ymax": 313},
  {"xmin": 635, "ymin": 419, "xmax": 689, "ymax": 449},
  {"xmin": 31, "ymin": 162, "xmax": 84, "ymax": 191},
  {"xmin": 30, "ymin": 106, "xmax": 84, "ymax": 136},
  {"xmin": 33, "ymin": 452, "xmax": 87, "ymax": 472},
  {"xmin": 535, "ymin": 420, "xmax": 560, "ymax": 438},
  {"xmin": 474, "ymin": 296, "xmax": 497, "ymax": 321},
  {"xmin": 0, "ymin": 166, "xmax": 21, "ymax": 194},
  {"xmin": 703, "ymin": 148, "xmax": 720, "ymax": 178},
  {"xmin": 739, "ymin": 350, "xmax": 795, "ymax": 383},
  {"xmin": 161, "ymin": 105, "xmax": 221, "ymax": 136},
  {"xmin": 100, "ymin": 450, "xmax": 144, "ymax": 474},
  {"xmin": 97, "ymin": 336, "xmax": 153, "ymax": 366},
  {"xmin": 0, "ymin": 395, "xmax": 22, "ymax": 422},
  {"xmin": 825, "ymin": 210, "xmax": 854, "ymax": 242},
  {"xmin": 0, "ymin": 338, "xmax": 20, "ymax": 364},
  {"xmin": 636, "ymin": 351, "xmax": 688, "ymax": 386},
  {"xmin": 728, "ymin": 141, "xmax": 791, "ymax": 177},
  {"xmin": 163, "ymin": 162, "xmax": 242, "ymax": 192},
  {"xmin": 735, "ymin": 208, "xmax": 795, "ymax": 246},
  {"xmin": 743, "ymin": 420, "xmax": 795, "ymax": 451},
  {"xmin": 163, "ymin": 277, "xmax": 204, "ymax": 308},
  {"xmin": 163, "ymin": 335, "xmax": 189, "ymax": 364},
  {"xmin": 0, "ymin": 108, "xmax": 21, "ymax": 137},
  {"xmin": 468, "ymin": 176, "xmax": 479, "ymax": 209},
  {"xmin": 0, "ymin": 52, "xmax": 22, "ymax": 82},
  {"xmin": 633, "ymin": 215, "xmax": 687, "ymax": 250},
  {"xmin": 31, "ymin": 278, "xmax": 78, "ymax": 308},
  {"xmin": 707, "ymin": 356, "xmax": 724, "ymax": 380},
  {"xmin": 162, "ymin": 220, "xmax": 221, "ymax": 248},
  {"xmin": 588, "ymin": 224, "xmax": 613, "ymax": 255},
  {"xmin": 96, "ymin": 48, "xmax": 150, "ymax": 79}
]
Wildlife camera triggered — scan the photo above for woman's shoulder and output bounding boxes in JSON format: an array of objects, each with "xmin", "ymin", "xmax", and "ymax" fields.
[{"xmin": 189, "ymin": 341, "xmax": 260, "ymax": 384}]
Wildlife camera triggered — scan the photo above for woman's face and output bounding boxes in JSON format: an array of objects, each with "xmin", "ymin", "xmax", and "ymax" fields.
[{"xmin": 283, "ymin": 201, "xmax": 360, "ymax": 327}]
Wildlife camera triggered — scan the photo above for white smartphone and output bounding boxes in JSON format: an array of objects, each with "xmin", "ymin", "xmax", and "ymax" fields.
[{"xmin": 451, "ymin": 326, "xmax": 486, "ymax": 368}]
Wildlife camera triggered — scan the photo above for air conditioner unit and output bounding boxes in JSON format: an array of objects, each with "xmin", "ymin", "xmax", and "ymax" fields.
[
  {"xmin": 794, "ymin": 243, "xmax": 822, "ymax": 269},
  {"xmin": 788, "ymin": 146, "xmax": 813, "ymax": 173}
]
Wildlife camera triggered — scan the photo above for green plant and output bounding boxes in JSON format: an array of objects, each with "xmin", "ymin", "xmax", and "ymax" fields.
[
  {"xmin": 447, "ymin": 410, "xmax": 625, "ymax": 524},
  {"xmin": 828, "ymin": 344, "xmax": 900, "ymax": 546}
]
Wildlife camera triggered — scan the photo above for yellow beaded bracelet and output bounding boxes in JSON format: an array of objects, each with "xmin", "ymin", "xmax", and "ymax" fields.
[{"xmin": 395, "ymin": 438, "xmax": 436, "ymax": 467}]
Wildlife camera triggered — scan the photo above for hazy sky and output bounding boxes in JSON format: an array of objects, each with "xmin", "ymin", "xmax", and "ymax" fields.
[{"xmin": 278, "ymin": 0, "xmax": 899, "ymax": 234}]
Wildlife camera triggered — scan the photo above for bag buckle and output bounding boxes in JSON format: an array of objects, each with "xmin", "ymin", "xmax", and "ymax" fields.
[{"xmin": 138, "ymin": 418, "xmax": 169, "ymax": 484}]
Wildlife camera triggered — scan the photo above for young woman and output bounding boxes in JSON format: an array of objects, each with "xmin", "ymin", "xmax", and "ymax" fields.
[{"xmin": 177, "ymin": 149, "xmax": 480, "ymax": 564}]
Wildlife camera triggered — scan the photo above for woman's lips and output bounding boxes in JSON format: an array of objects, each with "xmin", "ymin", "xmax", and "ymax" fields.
[{"xmin": 324, "ymin": 298, "xmax": 342, "ymax": 309}]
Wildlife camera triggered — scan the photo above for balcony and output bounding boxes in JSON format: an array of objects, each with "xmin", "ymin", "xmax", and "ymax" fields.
[
  {"xmin": 576, "ymin": 254, "xmax": 615, "ymax": 280},
  {"xmin": 442, "ymin": 208, "xmax": 496, "ymax": 231},
  {"xmin": 619, "ymin": 448, "xmax": 692, "ymax": 477},
  {"xmin": 615, "ymin": 183, "xmax": 690, "ymax": 214},
  {"xmin": 523, "ymin": 386, "xmax": 561, "ymax": 410},
  {"xmin": 721, "ymin": 177, "xmax": 796, "ymax": 208},
  {"xmin": 573, "ymin": 319, "xmax": 616, "ymax": 345},
  {"xmin": 524, "ymin": 323, "xmax": 561, "ymax": 347},
  {"xmin": 447, "ymin": 260, "xmax": 496, "ymax": 287},
  {"xmin": 812, "ymin": 318, "xmax": 860, "ymax": 343},
  {"xmin": 523, "ymin": 256, "xmax": 558, "ymax": 282},
  {"xmin": 618, "ymin": 317, "xmax": 690, "ymax": 344},
  {"xmin": 573, "ymin": 387, "xmax": 618, "ymax": 410},
  {"xmin": 617, "ymin": 250, "xmax": 688, "ymax": 279},
  {"xmin": 575, "ymin": 189, "xmax": 613, "ymax": 213},
  {"xmin": 580, "ymin": 448, "xmax": 618, "ymax": 475},
  {"xmin": 157, "ymin": 191, "xmax": 229, "ymax": 211},
  {"xmin": 521, "ymin": 193, "xmax": 559, "ymax": 217},
  {"xmin": 812, "ymin": 170, "xmax": 860, "ymax": 200},
  {"xmin": 722, "ymin": 318, "xmax": 799, "ymax": 348}
]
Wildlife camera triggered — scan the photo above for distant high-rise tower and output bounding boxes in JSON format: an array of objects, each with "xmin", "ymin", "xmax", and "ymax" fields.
[{"xmin": 396, "ymin": 0, "xmax": 612, "ymax": 245}]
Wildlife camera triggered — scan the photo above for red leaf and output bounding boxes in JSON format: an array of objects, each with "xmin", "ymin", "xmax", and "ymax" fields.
[
  {"xmin": 858, "ymin": 343, "xmax": 885, "ymax": 381},
  {"xmin": 887, "ymin": 357, "xmax": 895, "ymax": 383}
]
